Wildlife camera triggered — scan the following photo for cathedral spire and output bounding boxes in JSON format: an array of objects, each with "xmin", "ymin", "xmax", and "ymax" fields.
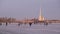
[
  {"xmin": 38, "ymin": 8, "xmax": 44, "ymax": 21},
  {"xmin": 40, "ymin": 8, "xmax": 42, "ymax": 16}
]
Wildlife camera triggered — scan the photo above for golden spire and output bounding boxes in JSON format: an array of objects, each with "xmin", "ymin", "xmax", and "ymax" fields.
[
  {"xmin": 39, "ymin": 8, "xmax": 44, "ymax": 21},
  {"xmin": 40, "ymin": 8, "xmax": 42, "ymax": 16}
]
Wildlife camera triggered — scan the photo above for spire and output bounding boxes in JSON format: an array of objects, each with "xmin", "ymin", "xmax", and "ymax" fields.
[
  {"xmin": 40, "ymin": 8, "xmax": 42, "ymax": 16},
  {"xmin": 38, "ymin": 8, "xmax": 44, "ymax": 21}
]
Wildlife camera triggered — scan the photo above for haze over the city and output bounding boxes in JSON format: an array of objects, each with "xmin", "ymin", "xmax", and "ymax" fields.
[{"xmin": 0, "ymin": 0, "xmax": 60, "ymax": 20}]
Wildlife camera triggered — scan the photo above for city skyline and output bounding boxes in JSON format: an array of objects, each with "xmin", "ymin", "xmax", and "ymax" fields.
[{"xmin": 0, "ymin": 0, "xmax": 60, "ymax": 20}]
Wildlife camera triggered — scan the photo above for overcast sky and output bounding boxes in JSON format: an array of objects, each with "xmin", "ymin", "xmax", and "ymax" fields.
[{"xmin": 0, "ymin": 0, "xmax": 60, "ymax": 20}]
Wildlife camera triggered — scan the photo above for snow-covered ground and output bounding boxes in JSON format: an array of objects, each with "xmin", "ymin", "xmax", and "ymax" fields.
[{"xmin": 0, "ymin": 23, "xmax": 60, "ymax": 34}]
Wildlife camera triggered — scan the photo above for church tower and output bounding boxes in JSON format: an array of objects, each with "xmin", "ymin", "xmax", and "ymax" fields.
[{"xmin": 38, "ymin": 8, "xmax": 44, "ymax": 21}]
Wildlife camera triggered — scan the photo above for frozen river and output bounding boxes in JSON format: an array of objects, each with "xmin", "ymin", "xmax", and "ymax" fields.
[{"xmin": 0, "ymin": 23, "xmax": 60, "ymax": 34}]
